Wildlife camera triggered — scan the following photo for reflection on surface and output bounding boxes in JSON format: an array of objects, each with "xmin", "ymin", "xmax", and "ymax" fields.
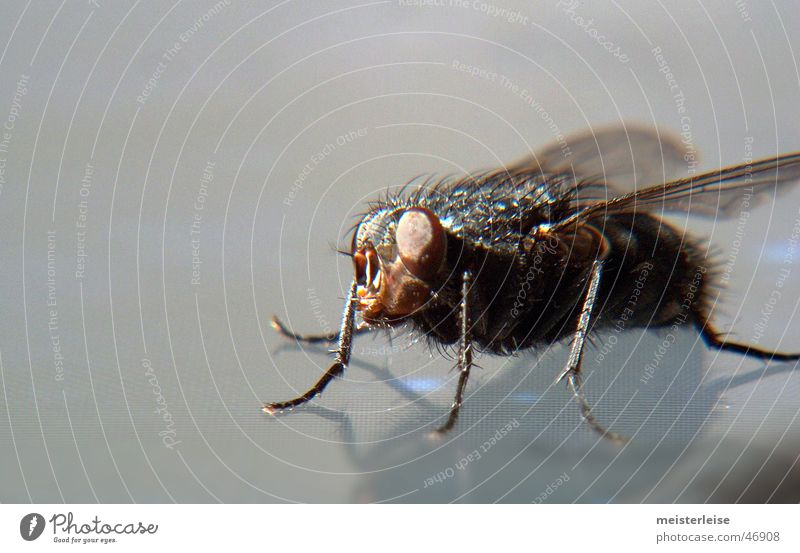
[{"xmin": 266, "ymin": 326, "xmax": 799, "ymax": 502}]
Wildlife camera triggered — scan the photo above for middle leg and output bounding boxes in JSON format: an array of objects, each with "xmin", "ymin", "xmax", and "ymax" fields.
[
  {"xmin": 556, "ymin": 259, "xmax": 627, "ymax": 444},
  {"xmin": 436, "ymin": 270, "xmax": 475, "ymax": 434}
]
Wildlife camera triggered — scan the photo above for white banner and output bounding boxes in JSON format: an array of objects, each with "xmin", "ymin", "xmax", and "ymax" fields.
[{"xmin": 1, "ymin": 504, "xmax": 798, "ymax": 551}]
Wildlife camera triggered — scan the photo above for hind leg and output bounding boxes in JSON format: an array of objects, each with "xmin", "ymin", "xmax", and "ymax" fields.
[{"xmin": 694, "ymin": 311, "xmax": 800, "ymax": 362}]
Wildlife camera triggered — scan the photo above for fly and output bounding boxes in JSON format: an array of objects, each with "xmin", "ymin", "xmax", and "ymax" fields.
[{"xmin": 263, "ymin": 125, "xmax": 800, "ymax": 441}]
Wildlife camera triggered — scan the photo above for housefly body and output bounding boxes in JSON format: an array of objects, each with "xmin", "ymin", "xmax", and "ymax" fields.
[{"xmin": 264, "ymin": 125, "xmax": 800, "ymax": 441}]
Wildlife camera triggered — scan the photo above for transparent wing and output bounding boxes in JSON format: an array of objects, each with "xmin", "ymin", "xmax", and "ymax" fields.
[
  {"xmin": 512, "ymin": 123, "xmax": 690, "ymax": 191},
  {"xmin": 554, "ymin": 152, "xmax": 800, "ymax": 229}
]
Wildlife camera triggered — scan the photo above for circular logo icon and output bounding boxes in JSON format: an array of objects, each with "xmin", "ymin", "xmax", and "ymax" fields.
[{"xmin": 20, "ymin": 513, "xmax": 45, "ymax": 541}]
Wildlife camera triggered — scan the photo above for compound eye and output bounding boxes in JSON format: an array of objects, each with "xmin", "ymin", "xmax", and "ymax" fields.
[{"xmin": 396, "ymin": 207, "xmax": 446, "ymax": 280}]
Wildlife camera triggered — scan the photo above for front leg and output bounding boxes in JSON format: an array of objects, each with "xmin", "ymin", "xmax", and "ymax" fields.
[
  {"xmin": 270, "ymin": 314, "xmax": 372, "ymax": 344},
  {"xmin": 263, "ymin": 280, "xmax": 358, "ymax": 414},
  {"xmin": 436, "ymin": 270, "xmax": 475, "ymax": 434},
  {"xmin": 555, "ymin": 259, "xmax": 627, "ymax": 444}
]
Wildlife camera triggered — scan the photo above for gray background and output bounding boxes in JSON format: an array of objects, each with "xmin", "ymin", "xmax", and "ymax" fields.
[{"xmin": 1, "ymin": 0, "xmax": 799, "ymax": 503}]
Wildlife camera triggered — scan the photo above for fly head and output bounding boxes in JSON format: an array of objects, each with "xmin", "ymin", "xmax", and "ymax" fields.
[{"xmin": 352, "ymin": 206, "xmax": 447, "ymax": 323}]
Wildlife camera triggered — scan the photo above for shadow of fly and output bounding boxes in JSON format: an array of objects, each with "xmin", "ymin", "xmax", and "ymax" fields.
[{"xmin": 263, "ymin": 125, "xmax": 800, "ymax": 442}]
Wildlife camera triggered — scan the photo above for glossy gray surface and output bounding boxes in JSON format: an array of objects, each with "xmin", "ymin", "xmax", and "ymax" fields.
[{"xmin": 0, "ymin": 0, "xmax": 799, "ymax": 503}]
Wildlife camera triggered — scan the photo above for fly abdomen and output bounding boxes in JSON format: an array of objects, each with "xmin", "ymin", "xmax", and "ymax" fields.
[{"xmin": 592, "ymin": 213, "xmax": 709, "ymax": 332}]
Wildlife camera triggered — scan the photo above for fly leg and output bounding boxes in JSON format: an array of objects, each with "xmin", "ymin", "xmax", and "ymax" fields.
[
  {"xmin": 263, "ymin": 281, "xmax": 358, "ymax": 414},
  {"xmin": 555, "ymin": 259, "xmax": 628, "ymax": 444},
  {"xmin": 271, "ymin": 314, "xmax": 371, "ymax": 344},
  {"xmin": 436, "ymin": 270, "xmax": 475, "ymax": 434},
  {"xmin": 694, "ymin": 313, "xmax": 800, "ymax": 362}
]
